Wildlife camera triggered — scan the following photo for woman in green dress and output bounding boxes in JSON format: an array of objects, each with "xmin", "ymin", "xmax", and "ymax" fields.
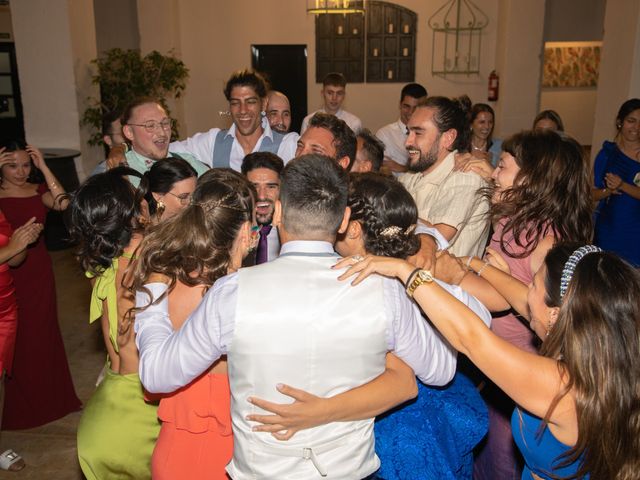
[{"xmin": 70, "ymin": 168, "xmax": 159, "ymax": 479}]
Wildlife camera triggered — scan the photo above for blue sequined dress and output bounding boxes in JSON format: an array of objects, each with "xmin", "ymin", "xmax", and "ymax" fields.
[{"xmin": 374, "ymin": 371, "xmax": 488, "ymax": 479}]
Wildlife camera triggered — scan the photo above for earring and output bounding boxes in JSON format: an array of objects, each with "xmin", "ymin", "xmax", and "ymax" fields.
[
  {"xmin": 156, "ymin": 199, "xmax": 166, "ymax": 218},
  {"xmin": 545, "ymin": 319, "xmax": 552, "ymax": 337},
  {"xmin": 617, "ymin": 123, "xmax": 622, "ymax": 129}
]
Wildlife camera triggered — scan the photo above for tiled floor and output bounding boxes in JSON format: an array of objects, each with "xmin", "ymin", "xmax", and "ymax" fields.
[{"xmin": 0, "ymin": 248, "xmax": 103, "ymax": 479}]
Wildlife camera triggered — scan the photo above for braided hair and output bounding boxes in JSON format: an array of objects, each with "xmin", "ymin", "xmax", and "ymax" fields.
[{"xmin": 348, "ymin": 172, "xmax": 420, "ymax": 259}]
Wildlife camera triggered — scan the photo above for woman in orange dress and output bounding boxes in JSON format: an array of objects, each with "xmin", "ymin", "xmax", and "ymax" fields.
[{"xmin": 132, "ymin": 169, "xmax": 257, "ymax": 479}]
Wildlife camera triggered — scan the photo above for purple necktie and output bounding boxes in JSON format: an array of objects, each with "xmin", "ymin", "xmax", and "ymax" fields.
[{"xmin": 256, "ymin": 225, "xmax": 272, "ymax": 265}]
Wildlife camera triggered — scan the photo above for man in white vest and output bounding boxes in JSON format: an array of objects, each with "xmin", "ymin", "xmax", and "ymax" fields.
[{"xmin": 135, "ymin": 154, "xmax": 466, "ymax": 479}]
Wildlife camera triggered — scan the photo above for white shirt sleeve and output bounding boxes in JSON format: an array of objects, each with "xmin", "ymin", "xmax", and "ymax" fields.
[
  {"xmin": 383, "ymin": 277, "xmax": 456, "ymax": 386},
  {"xmin": 170, "ymin": 128, "xmax": 220, "ymax": 167},
  {"xmin": 300, "ymin": 114, "xmax": 312, "ymax": 134},
  {"xmin": 414, "ymin": 221, "xmax": 450, "ymax": 250},
  {"xmin": 135, "ymin": 275, "xmax": 238, "ymax": 393},
  {"xmin": 277, "ymin": 132, "xmax": 300, "ymax": 163}
]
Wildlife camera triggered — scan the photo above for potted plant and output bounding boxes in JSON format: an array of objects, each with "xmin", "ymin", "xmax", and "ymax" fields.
[{"xmin": 82, "ymin": 48, "xmax": 189, "ymax": 146}]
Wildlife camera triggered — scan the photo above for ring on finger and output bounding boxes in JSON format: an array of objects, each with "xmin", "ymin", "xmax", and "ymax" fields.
[{"xmin": 352, "ymin": 255, "xmax": 364, "ymax": 263}]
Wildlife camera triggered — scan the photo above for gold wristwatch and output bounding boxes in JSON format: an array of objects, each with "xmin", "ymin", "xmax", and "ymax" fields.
[{"xmin": 406, "ymin": 269, "xmax": 434, "ymax": 297}]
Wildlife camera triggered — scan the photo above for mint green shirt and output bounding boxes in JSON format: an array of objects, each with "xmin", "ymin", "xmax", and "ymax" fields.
[{"xmin": 125, "ymin": 149, "xmax": 209, "ymax": 187}]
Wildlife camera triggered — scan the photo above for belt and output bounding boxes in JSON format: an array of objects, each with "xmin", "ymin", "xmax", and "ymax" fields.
[{"xmin": 259, "ymin": 436, "xmax": 347, "ymax": 477}]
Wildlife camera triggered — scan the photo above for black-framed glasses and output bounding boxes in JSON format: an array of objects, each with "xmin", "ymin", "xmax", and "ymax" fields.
[
  {"xmin": 127, "ymin": 118, "xmax": 173, "ymax": 133},
  {"xmin": 165, "ymin": 191, "xmax": 192, "ymax": 205}
]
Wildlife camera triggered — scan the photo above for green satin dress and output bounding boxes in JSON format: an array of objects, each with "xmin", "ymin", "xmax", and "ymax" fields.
[{"xmin": 77, "ymin": 253, "xmax": 160, "ymax": 479}]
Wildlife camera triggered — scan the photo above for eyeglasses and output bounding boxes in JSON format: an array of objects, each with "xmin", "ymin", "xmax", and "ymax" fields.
[
  {"xmin": 127, "ymin": 118, "xmax": 173, "ymax": 133},
  {"xmin": 165, "ymin": 191, "xmax": 192, "ymax": 205}
]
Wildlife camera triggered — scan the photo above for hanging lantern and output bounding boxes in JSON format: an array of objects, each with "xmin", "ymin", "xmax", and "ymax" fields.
[
  {"xmin": 307, "ymin": 0, "xmax": 366, "ymax": 15},
  {"xmin": 428, "ymin": 0, "xmax": 489, "ymax": 76}
]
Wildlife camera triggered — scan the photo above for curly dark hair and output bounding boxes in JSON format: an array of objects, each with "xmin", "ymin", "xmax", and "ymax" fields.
[
  {"xmin": 308, "ymin": 112, "xmax": 357, "ymax": 169},
  {"xmin": 68, "ymin": 167, "xmax": 144, "ymax": 276},
  {"xmin": 489, "ymin": 130, "xmax": 593, "ymax": 258},
  {"xmin": 348, "ymin": 172, "xmax": 420, "ymax": 259}
]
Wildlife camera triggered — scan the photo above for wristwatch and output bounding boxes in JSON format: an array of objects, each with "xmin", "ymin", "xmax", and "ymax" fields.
[{"xmin": 406, "ymin": 269, "xmax": 434, "ymax": 297}]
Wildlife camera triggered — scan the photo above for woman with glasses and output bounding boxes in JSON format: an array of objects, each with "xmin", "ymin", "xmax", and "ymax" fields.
[{"xmin": 136, "ymin": 157, "xmax": 198, "ymax": 224}]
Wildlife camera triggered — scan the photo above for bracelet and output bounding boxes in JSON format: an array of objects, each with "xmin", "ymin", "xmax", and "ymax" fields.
[
  {"xmin": 476, "ymin": 260, "xmax": 490, "ymax": 277},
  {"xmin": 404, "ymin": 268, "xmax": 421, "ymax": 290},
  {"xmin": 465, "ymin": 256, "xmax": 474, "ymax": 270}
]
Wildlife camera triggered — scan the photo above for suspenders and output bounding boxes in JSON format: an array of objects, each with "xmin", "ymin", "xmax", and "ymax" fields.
[{"xmin": 211, "ymin": 128, "xmax": 285, "ymax": 168}]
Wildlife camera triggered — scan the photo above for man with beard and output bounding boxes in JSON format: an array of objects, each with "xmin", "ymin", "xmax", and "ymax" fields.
[
  {"xmin": 399, "ymin": 95, "xmax": 490, "ymax": 257},
  {"xmin": 114, "ymin": 98, "xmax": 209, "ymax": 187},
  {"xmin": 241, "ymin": 152, "xmax": 284, "ymax": 263},
  {"xmin": 376, "ymin": 83, "xmax": 428, "ymax": 173},
  {"xmin": 170, "ymin": 70, "xmax": 298, "ymax": 171},
  {"xmin": 266, "ymin": 91, "xmax": 292, "ymax": 134}
]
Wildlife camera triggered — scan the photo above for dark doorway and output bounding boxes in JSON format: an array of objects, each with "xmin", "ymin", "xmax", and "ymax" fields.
[
  {"xmin": 251, "ymin": 45, "xmax": 307, "ymax": 134},
  {"xmin": 0, "ymin": 43, "xmax": 24, "ymax": 142}
]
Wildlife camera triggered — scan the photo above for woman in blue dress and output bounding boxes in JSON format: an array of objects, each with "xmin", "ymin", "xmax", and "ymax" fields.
[
  {"xmin": 593, "ymin": 98, "xmax": 640, "ymax": 266},
  {"xmin": 338, "ymin": 241, "xmax": 640, "ymax": 479}
]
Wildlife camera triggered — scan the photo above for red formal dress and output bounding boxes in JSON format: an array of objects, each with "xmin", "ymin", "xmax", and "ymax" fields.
[
  {"xmin": 0, "ymin": 184, "xmax": 81, "ymax": 429},
  {"xmin": 0, "ymin": 210, "xmax": 18, "ymax": 376}
]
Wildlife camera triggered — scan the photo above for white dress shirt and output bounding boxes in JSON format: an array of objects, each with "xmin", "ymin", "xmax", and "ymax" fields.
[
  {"xmin": 300, "ymin": 108, "xmax": 362, "ymax": 134},
  {"xmin": 135, "ymin": 240, "xmax": 491, "ymax": 394},
  {"xmin": 170, "ymin": 117, "xmax": 298, "ymax": 172},
  {"xmin": 376, "ymin": 119, "xmax": 409, "ymax": 167}
]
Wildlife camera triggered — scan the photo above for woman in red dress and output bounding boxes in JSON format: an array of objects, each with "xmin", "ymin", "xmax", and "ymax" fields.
[
  {"xmin": 0, "ymin": 141, "xmax": 80, "ymax": 430},
  {"xmin": 0, "ymin": 210, "xmax": 42, "ymax": 470}
]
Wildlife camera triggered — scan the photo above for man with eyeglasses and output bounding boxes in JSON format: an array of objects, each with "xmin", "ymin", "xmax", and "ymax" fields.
[
  {"xmin": 169, "ymin": 70, "xmax": 298, "ymax": 172},
  {"xmin": 109, "ymin": 97, "xmax": 209, "ymax": 187}
]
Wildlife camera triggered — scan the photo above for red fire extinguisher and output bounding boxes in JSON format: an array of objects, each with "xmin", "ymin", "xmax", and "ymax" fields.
[{"xmin": 488, "ymin": 70, "xmax": 499, "ymax": 102}]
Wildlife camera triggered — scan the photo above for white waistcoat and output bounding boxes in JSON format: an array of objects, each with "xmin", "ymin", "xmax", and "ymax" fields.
[{"xmin": 227, "ymin": 252, "xmax": 388, "ymax": 479}]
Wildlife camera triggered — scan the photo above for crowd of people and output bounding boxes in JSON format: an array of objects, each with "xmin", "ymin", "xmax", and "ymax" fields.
[{"xmin": 0, "ymin": 67, "xmax": 638, "ymax": 479}]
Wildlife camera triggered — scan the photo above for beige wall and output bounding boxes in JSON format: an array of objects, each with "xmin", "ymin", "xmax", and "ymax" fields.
[
  {"xmin": 539, "ymin": 88, "xmax": 597, "ymax": 144},
  {"xmin": 94, "ymin": 0, "xmax": 140, "ymax": 52},
  {"xmin": 138, "ymin": 0, "xmax": 501, "ymax": 137},
  {"xmin": 492, "ymin": 0, "xmax": 546, "ymax": 139},
  {"xmin": 591, "ymin": 0, "xmax": 640, "ymax": 159},
  {"xmin": 11, "ymin": 0, "xmax": 102, "ymax": 179}
]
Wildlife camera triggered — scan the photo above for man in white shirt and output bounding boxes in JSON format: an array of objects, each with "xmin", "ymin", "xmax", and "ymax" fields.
[
  {"xmin": 169, "ymin": 70, "xmax": 298, "ymax": 171},
  {"xmin": 399, "ymin": 96, "xmax": 490, "ymax": 257},
  {"xmin": 376, "ymin": 83, "xmax": 428, "ymax": 174},
  {"xmin": 300, "ymin": 72, "xmax": 362, "ymax": 134},
  {"xmin": 240, "ymin": 152, "xmax": 283, "ymax": 263},
  {"xmin": 135, "ymin": 154, "xmax": 489, "ymax": 479}
]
